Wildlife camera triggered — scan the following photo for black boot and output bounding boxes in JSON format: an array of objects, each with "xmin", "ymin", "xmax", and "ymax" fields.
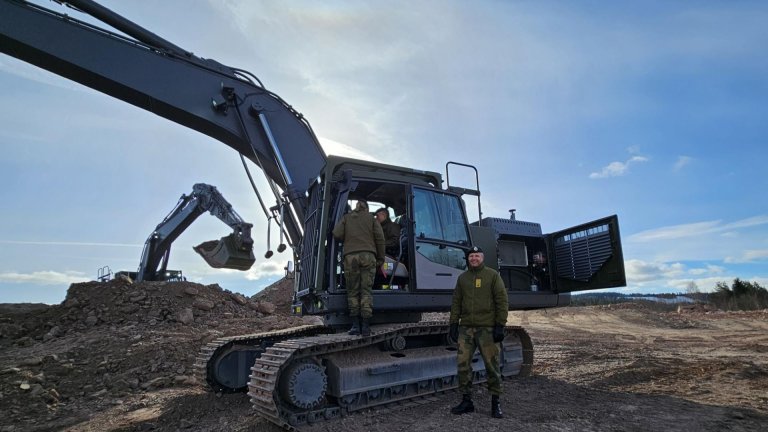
[
  {"xmin": 451, "ymin": 394, "xmax": 474, "ymax": 415},
  {"xmin": 348, "ymin": 317, "xmax": 361, "ymax": 335},
  {"xmin": 360, "ymin": 318, "xmax": 371, "ymax": 336},
  {"xmin": 491, "ymin": 395, "xmax": 503, "ymax": 418}
]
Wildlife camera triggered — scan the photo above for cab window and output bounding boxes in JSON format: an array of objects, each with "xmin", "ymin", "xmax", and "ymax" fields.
[{"xmin": 412, "ymin": 188, "xmax": 469, "ymax": 245}]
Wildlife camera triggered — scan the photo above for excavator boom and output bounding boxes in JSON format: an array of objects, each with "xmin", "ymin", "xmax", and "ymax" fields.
[{"xmin": 0, "ymin": 0, "xmax": 326, "ymax": 246}]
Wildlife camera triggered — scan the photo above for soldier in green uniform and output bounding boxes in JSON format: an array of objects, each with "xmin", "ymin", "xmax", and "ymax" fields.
[
  {"xmin": 449, "ymin": 246, "xmax": 508, "ymax": 418},
  {"xmin": 332, "ymin": 200, "xmax": 385, "ymax": 336}
]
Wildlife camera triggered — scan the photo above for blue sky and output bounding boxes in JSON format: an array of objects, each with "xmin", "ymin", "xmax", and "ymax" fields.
[{"xmin": 1, "ymin": 0, "xmax": 766, "ymax": 304}]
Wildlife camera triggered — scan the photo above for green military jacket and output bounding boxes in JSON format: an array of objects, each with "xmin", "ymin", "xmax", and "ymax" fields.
[
  {"xmin": 449, "ymin": 264, "xmax": 508, "ymax": 327},
  {"xmin": 332, "ymin": 209, "xmax": 385, "ymax": 262},
  {"xmin": 379, "ymin": 218, "xmax": 401, "ymax": 254}
]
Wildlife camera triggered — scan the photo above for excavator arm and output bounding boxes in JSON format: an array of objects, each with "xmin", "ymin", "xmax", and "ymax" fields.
[
  {"xmin": 0, "ymin": 0, "xmax": 327, "ymax": 247},
  {"xmin": 137, "ymin": 183, "xmax": 255, "ymax": 282}
]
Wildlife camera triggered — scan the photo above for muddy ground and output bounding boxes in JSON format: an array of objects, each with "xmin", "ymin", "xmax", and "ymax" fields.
[{"xmin": 1, "ymin": 278, "xmax": 766, "ymax": 431}]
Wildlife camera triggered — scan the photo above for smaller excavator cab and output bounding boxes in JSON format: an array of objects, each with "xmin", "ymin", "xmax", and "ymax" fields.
[{"xmin": 194, "ymin": 233, "xmax": 256, "ymax": 270}]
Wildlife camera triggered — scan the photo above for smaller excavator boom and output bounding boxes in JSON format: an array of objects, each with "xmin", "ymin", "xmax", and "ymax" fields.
[{"xmin": 136, "ymin": 183, "xmax": 255, "ymax": 282}]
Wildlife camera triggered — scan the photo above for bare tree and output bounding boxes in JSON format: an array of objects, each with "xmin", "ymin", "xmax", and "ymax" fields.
[{"xmin": 685, "ymin": 281, "xmax": 699, "ymax": 294}]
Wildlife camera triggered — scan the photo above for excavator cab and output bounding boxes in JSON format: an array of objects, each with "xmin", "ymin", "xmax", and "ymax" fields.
[
  {"xmin": 294, "ymin": 156, "xmax": 627, "ymax": 325},
  {"xmin": 194, "ymin": 232, "xmax": 256, "ymax": 270}
]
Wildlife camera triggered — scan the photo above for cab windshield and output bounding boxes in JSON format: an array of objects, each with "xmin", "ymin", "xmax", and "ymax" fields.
[{"xmin": 412, "ymin": 188, "xmax": 469, "ymax": 246}]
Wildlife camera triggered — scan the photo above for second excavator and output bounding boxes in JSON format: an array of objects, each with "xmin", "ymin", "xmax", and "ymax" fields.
[{"xmin": 117, "ymin": 183, "xmax": 256, "ymax": 282}]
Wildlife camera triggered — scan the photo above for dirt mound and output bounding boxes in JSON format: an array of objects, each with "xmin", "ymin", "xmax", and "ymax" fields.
[
  {"xmin": 0, "ymin": 278, "xmax": 309, "ymax": 431},
  {"xmin": 251, "ymin": 277, "xmax": 295, "ymax": 313},
  {"xmin": 1, "ymin": 278, "xmax": 287, "ymax": 344}
]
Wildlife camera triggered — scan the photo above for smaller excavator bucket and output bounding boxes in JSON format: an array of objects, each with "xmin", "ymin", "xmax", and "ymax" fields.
[{"xmin": 194, "ymin": 234, "xmax": 255, "ymax": 270}]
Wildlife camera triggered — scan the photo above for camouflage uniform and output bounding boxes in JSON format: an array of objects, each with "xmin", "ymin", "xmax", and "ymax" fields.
[
  {"xmin": 450, "ymin": 262, "xmax": 508, "ymax": 395},
  {"xmin": 343, "ymin": 251, "xmax": 377, "ymax": 318},
  {"xmin": 332, "ymin": 205, "xmax": 385, "ymax": 319},
  {"xmin": 456, "ymin": 327, "xmax": 502, "ymax": 394}
]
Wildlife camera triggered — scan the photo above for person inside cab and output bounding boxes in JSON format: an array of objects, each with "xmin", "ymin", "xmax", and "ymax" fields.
[{"xmin": 375, "ymin": 207, "xmax": 401, "ymax": 257}]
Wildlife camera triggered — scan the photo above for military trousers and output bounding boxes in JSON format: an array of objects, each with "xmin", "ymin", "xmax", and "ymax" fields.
[
  {"xmin": 343, "ymin": 251, "xmax": 376, "ymax": 319},
  {"xmin": 456, "ymin": 326, "xmax": 502, "ymax": 395}
]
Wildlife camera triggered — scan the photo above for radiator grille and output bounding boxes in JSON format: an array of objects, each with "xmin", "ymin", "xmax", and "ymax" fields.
[{"xmin": 554, "ymin": 226, "xmax": 612, "ymax": 282}]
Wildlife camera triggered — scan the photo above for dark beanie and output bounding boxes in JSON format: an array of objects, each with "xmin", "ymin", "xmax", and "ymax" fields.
[{"xmin": 466, "ymin": 246, "xmax": 484, "ymax": 257}]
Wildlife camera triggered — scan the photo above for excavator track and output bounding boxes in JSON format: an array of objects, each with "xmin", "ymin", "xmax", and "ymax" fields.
[
  {"xmin": 194, "ymin": 325, "xmax": 335, "ymax": 392},
  {"xmin": 247, "ymin": 322, "xmax": 533, "ymax": 429}
]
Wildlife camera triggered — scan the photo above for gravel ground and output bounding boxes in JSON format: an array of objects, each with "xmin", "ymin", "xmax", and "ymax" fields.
[{"xmin": 1, "ymin": 279, "xmax": 766, "ymax": 431}]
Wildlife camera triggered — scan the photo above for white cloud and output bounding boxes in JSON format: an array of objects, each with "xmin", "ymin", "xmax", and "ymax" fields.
[
  {"xmin": 626, "ymin": 260, "xmax": 725, "ymax": 284},
  {"xmin": 665, "ymin": 276, "xmax": 724, "ymax": 293},
  {"xmin": 244, "ymin": 261, "xmax": 288, "ymax": 280},
  {"xmin": 689, "ymin": 264, "xmax": 725, "ymax": 275},
  {"xmin": 164, "ymin": 259, "xmax": 287, "ymax": 294},
  {"xmin": 749, "ymin": 277, "xmax": 768, "ymax": 288},
  {"xmin": 722, "ymin": 215, "xmax": 768, "ymax": 230},
  {"xmin": 215, "ymin": 1, "xmax": 432, "ymax": 155},
  {"xmin": 724, "ymin": 249, "xmax": 768, "ymax": 263},
  {"xmin": 623, "ymin": 259, "xmax": 756, "ymax": 293},
  {"xmin": 629, "ymin": 220, "xmax": 720, "ymax": 242},
  {"xmin": 589, "ymin": 155, "xmax": 648, "ymax": 179},
  {"xmin": 673, "ymin": 155, "xmax": 692, "ymax": 171},
  {"xmin": 625, "ymin": 215, "xmax": 768, "ymax": 265},
  {"xmin": 629, "ymin": 215, "xmax": 768, "ymax": 242},
  {"xmin": 0, "ymin": 270, "xmax": 90, "ymax": 285},
  {"xmin": 625, "ymin": 259, "xmax": 686, "ymax": 283}
]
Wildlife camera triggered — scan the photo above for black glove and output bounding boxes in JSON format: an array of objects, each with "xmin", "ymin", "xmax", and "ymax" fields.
[
  {"xmin": 449, "ymin": 323, "xmax": 459, "ymax": 341},
  {"xmin": 492, "ymin": 325, "xmax": 505, "ymax": 343}
]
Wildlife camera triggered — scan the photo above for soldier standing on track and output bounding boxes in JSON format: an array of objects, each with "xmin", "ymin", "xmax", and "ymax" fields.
[
  {"xmin": 333, "ymin": 200, "xmax": 385, "ymax": 337},
  {"xmin": 449, "ymin": 246, "xmax": 508, "ymax": 418}
]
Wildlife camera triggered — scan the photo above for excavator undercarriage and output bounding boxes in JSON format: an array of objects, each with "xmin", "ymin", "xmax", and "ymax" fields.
[{"xmin": 196, "ymin": 323, "xmax": 532, "ymax": 429}]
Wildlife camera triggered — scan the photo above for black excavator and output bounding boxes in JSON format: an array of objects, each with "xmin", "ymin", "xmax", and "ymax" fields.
[
  {"xmin": 0, "ymin": 1, "xmax": 627, "ymax": 428},
  {"xmin": 116, "ymin": 183, "xmax": 256, "ymax": 282}
]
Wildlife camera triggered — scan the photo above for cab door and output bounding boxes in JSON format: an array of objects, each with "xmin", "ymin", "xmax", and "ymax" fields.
[
  {"xmin": 545, "ymin": 215, "xmax": 626, "ymax": 292},
  {"xmin": 410, "ymin": 187, "xmax": 471, "ymax": 291}
]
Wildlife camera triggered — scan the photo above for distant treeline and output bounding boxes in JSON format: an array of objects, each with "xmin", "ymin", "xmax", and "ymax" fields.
[
  {"xmin": 570, "ymin": 292, "xmax": 696, "ymax": 307},
  {"xmin": 571, "ymin": 278, "xmax": 767, "ymax": 311},
  {"xmin": 710, "ymin": 278, "xmax": 768, "ymax": 310}
]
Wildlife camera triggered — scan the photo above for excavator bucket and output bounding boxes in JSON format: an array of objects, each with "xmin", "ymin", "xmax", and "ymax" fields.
[{"xmin": 194, "ymin": 234, "xmax": 255, "ymax": 270}]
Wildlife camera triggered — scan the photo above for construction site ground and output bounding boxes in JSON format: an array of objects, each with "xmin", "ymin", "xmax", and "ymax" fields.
[{"xmin": 1, "ymin": 278, "xmax": 766, "ymax": 431}]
